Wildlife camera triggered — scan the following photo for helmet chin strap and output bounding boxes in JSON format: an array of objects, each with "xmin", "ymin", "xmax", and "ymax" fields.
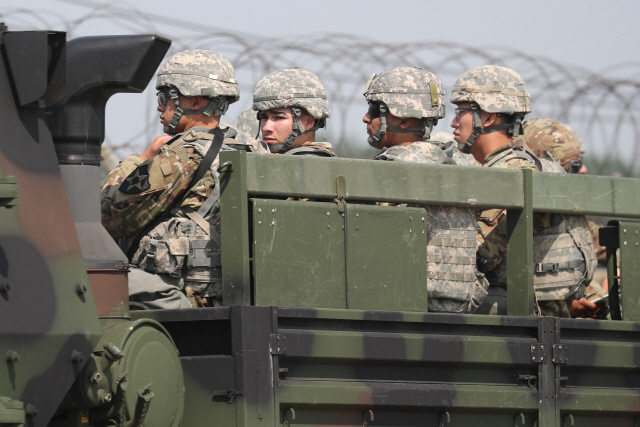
[
  {"xmin": 368, "ymin": 104, "xmax": 436, "ymax": 149},
  {"xmin": 459, "ymin": 104, "xmax": 523, "ymax": 154},
  {"xmin": 165, "ymin": 88, "xmax": 229, "ymax": 135}
]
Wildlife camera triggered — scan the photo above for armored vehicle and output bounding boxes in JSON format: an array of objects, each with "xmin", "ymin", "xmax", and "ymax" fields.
[{"xmin": 1, "ymin": 27, "xmax": 640, "ymax": 427}]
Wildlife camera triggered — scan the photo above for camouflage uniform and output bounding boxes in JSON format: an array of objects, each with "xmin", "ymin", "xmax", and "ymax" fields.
[
  {"xmin": 101, "ymin": 49, "xmax": 245, "ymax": 309},
  {"xmin": 522, "ymin": 118, "xmax": 582, "ymax": 172},
  {"xmin": 365, "ymin": 67, "xmax": 489, "ymax": 314},
  {"xmin": 253, "ymin": 67, "xmax": 335, "ymax": 157},
  {"xmin": 523, "ymin": 118, "xmax": 605, "ymax": 301},
  {"xmin": 450, "ymin": 66, "xmax": 595, "ymax": 316}
]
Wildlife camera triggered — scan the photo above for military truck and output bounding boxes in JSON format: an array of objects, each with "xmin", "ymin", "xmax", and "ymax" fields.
[{"xmin": 1, "ymin": 27, "xmax": 640, "ymax": 427}]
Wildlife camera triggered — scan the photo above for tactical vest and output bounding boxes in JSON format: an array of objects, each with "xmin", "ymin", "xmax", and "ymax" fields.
[
  {"xmin": 130, "ymin": 128, "xmax": 252, "ymax": 300},
  {"xmin": 376, "ymin": 142, "xmax": 483, "ymax": 314},
  {"xmin": 484, "ymin": 147, "xmax": 597, "ymax": 302}
]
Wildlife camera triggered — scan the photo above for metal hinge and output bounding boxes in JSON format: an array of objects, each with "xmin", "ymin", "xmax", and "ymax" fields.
[
  {"xmin": 212, "ymin": 389, "xmax": 242, "ymax": 404},
  {"xmin": 530, "ymin": 344, "xmax": 547, "ymax": 363},
  {"xmin": 270, "ymin": 334, "xmax": 287, "ymax": 355},
  {"xmin": 553, "ymin": 344, "xmax": 569, "ymax": 364},
  {"xmin": 515, "ymin": 373, "xmax": 538, "ymax": 387}
]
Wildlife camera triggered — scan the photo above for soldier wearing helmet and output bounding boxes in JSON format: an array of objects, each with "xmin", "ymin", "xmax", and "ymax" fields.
[
  {"xmin": 451, "ymin": 67, "xmax": 598, "ymax": 318},
  {"xmin": 363, "ymin": 67, "xmax": 489, "ymax": 314},
  {"xmin": 253, "ymin": 68, "xmax": 335, "ymax": 157},
  {"xmin": 101, "ymin": 49, "xmax": 253, "ymax": 309}
]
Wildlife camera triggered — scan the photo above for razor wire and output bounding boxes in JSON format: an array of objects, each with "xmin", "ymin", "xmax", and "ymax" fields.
[{"xmin": 3, "ymin": 4, "xmax": 640, "ymax": 175}]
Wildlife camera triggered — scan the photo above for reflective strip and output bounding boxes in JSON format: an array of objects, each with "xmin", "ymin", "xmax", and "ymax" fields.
[
  {"xmin": 452, "ymin": 86, "xmax": 530, "ymax": 98},
  {"xmin": 158, "ymin": 69, "xmax": 237, "ymax": 84},
  {"xmin": 253, "ymin": 93, "xmax": 327, "ymax": 101},
  {"xmin": 367, "ymin": 88, "xmax": 432, "ymax": 95}
]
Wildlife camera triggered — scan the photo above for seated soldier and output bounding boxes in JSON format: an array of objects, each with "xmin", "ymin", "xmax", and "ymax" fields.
[
  {"xmin": 253, "ymin": 67, "xmax": 335, "ymax": 157},
  {"xmin": 522, "ymin": 118, "xmax": 607, "ymax": 318},
  {"xmin": 363, "ymin": 66, "xmax": 489, "ymax": 314},
  {"xmin": 101, "ymin": 49, "xmax": 252, "ymax": 309},
  {"xmin": 450, "ymin": 66, "xmax": 598, "ymax": 318}
]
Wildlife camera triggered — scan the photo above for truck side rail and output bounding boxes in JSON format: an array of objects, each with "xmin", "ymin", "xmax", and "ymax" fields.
[{"xmin": 219, "ymin": 151, "xmax": 640, "ymax": 319}]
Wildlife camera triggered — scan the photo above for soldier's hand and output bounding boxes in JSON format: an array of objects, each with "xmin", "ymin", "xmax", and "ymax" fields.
[
  {"xmin": 140, "ymin": 135, "xmax": 172, "ymax": 160},
  {"xmin": 570, "ymin": 298, "xmax": 607, "ymax": 319}
]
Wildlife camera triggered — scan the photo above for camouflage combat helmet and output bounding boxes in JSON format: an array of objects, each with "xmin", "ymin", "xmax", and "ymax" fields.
[
  {"xmin": 450, "ymin": 65, "xmax": 531, "ymax": 153},
  {"xmin": 563, "ymin": 123, "xmax": 586, "ymax": 154},
  {"xmin": 363, "ymin": 67, "xmax": 446, "ymax": 148},
  {"xmin": 523, "ymin": 118, "xmax": 582, "ymax": 173},
  {"xmin": 156, "ymin": 49, "xmax": 239, "ymax": 134},
  {"xmin": 252, "ymin": 67, "xmax": 330, "ymax": 153}
]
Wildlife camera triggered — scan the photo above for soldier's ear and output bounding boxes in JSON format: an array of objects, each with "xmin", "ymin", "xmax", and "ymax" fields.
[
  {"xmin": 483, "ymin": 112, "xmax": 498, "ymax": 127},
  {"xmin": 300, "ymin": 112, "xmax": 316, "ymax": 130},
  {"xmin": 190, "ymin": 96, "xmax": 207, "ymax": 109},
  {"xmin": 399, "ymin": 117, "xmax": 418, "ymax": 129}
]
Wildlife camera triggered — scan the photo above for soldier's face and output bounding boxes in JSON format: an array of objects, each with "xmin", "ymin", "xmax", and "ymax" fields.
[
  {"xmin": 362, "ymin": 105, "xmax": 404, "ymax": 149},
  {"xmin": 157, "ymin": 91, "xmax": 190, "ymax": 133},
  {"xmin": 260, "ymin": 108, "xmax": 308, "ymax": 151},
  {"xmin": 450, "ymin": 102, "xmax": 474, "ymax": 144}
]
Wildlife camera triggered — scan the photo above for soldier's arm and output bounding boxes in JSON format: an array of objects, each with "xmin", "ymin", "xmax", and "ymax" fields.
[{"xmin": 100, "ymin": 147, "xmax": 204, "ymax": 240}]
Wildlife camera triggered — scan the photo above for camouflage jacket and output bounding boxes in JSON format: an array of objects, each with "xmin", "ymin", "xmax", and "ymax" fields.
[
  {"xmin": 285, "ymin": 141, "xmax": 336, "ymax": 157},
  {"xmin": 100, "ymin": 125, "xmax": 249, "ymax": 242},
  {"xmin": 374, "ymin": 140, "xmax": 452, "ymax": 163},
  {"xmin": 477, "ymin": 140, "xmax": 595, "ymax": 317},
  {"xmin": 374, "ymin": 141, "xmax": 489, "ymax": 314}
]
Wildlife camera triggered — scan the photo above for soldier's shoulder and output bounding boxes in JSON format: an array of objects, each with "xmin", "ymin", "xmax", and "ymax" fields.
[{"xmin": 287, "ymin": 142, "xmax": 336, "ymax": 157}]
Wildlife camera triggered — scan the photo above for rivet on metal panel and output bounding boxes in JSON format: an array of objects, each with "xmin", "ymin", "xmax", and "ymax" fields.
[
  {"xmin": 76, "ymin": 283, "xmax": 88, "ymax": 295},
  {"xmin": 271, "ymin": 220, "xmax": 275, "ymax": 226},
  {"xmin": 258, "ymin": 221, "xmax": 262, "ymax": 226},
  {"xmin": 258, "ymin": 208, "xmax": 262, "ymax": 213},
  {"xmin": 327, "ymin": 212, "xmax": 330, "ymax": 216},
  {"xmin": 422, "ymin": 230, "xmax": 425, "ymax": 234},
  {"xmin": 272, "ymin": 208, "xmax": 276, "ymax": 213},
  {"xmin": 624, "ymin": 241, "xmax": 627, "ymax": 245},
  {"xmin": 422, "ymin": 217, "xmax": 425, "ymax": 221},
  {"xmin": 356, "ymin": 226, "xmax": 359, "ymax": 231},
  {"xmin": 327, "ymin": 225, "xmax": 331, "ymax": 229},
  {"xmin": 409, "ymin": 230, "xmax": 412, "ymax": 234},
  {"xmin": 409, "ymin": 216, "xmax": 412, "ymax": 221},
  {"xmin": 342, "ymin": 226, "xmax": 345, "ymax": 230},
  {"xmin": 356, "ymin": 214, "xmax": 359, "ymax": 218},
  {"xmin": 624, "ymin": 229, "xmax": 627, "ymax": 233},
  {"xmin": 6, "ymin": 350, "xmax": 19, "ymax": 363},
  {"xmin": 468, "ymin": 198, "xmax": 477, "ymax": 205}
]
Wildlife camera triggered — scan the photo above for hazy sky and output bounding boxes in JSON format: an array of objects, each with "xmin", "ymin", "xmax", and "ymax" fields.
[{"xmin": 11, "ymin": 0, "xmax": 636, "ymax": 72}]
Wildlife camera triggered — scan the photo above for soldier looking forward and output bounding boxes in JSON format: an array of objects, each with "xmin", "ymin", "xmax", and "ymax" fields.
[
  {"xmin": 450, "ymin": 66, "xmax": 598, "ymax": 317},
  {"xmin": 101, "ymin": 49, "xmax": 252, "ymax": 309}
]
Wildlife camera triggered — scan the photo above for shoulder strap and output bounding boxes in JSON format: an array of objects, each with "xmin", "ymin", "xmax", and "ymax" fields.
[{"xmin": 126, "ymin": 127, "xmax": 225, "ymax": 260}]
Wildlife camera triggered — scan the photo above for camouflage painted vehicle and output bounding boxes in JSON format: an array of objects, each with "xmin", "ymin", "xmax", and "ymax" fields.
[{"xmin": 1, "ymin": 27, "xmax": 640, "ymax": 427}]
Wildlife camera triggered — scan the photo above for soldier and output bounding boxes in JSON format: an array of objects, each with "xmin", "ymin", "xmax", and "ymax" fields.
[
  {"xmin": 450, "ymin": 66, "xmax": 599, "ymax": 318},
  {"xmin": 363, "ymin": 67, "xmax": 489, "ymax": 313},
  {"xmin": 101, "ymin": 49, "xmax": 253, "ymax": 309},
  {"xmin": 522, "ymin": 118, "xmax": 608, "ymax": 308},
  {"xmin": 232, "ymin": 108, "xmax": 269, "ymax": 153},
  {"xmin": 253, "ymin": 67, "xmax": 335, "ymax": 157}
]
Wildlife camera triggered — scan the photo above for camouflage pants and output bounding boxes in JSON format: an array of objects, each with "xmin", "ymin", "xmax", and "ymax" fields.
[{"xmin": 128, "ymin": 266, "xmax": 192, "ymax": 309}]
